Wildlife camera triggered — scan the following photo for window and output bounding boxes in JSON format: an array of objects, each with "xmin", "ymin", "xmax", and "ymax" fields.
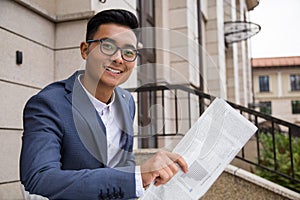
[
  {"xmin": 259, "ymin": 76, "xmax": 269, "ymax": 92},
  {"xmin": 290, "ymin": 74, "xmax": 300, "ymax": 91},
  {"xmin": 260, "ymin": 101, "xmax": 272, "ymax": 115},
  {"xmin": 291, "ymin": 100, "xmax": 300, "ymax": 114}
]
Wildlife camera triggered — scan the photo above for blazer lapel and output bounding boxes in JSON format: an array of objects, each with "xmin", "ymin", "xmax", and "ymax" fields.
[
  {"xmin": 64, "ymin": 72, "xmax": 108, "ymax": 165},
  {"xmin": 114, "ymin": 88, "xmax": 134, "ymax": 152}
]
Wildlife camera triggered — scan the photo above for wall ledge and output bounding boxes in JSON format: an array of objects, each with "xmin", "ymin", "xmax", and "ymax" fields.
[
  {"xmin": 225, "ymin": 165, "xmax": 300, "ymax": 200},
  {"xmin": 13, "ymin": 0, "xmax": 94, "ymax": 23}
]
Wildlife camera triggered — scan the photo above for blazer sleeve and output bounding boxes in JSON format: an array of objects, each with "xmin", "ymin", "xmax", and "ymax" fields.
[{"xmin": 20, "ymin": 93, "xmax": 137, "ymax": 200}]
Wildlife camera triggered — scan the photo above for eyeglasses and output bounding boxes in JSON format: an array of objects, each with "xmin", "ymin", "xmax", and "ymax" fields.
[{"xmin": 86, "ymin": 38, "xmax": 138, "ymax": 62}]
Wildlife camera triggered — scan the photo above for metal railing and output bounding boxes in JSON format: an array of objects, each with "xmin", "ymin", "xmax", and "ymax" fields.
[{"xmin": 126, "ymin": 84, "xmax": 300, "ymax": 192}]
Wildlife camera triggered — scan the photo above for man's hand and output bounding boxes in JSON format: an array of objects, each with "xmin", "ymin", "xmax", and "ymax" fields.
[{"xmin": 140, "ymin": 150, "xmax": 188, "ymax": 187}]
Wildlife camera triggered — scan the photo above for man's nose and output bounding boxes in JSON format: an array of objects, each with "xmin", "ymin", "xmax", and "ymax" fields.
[{"xmin": 111, "ymin": 49, "xmax": 124, "ymax": 64}]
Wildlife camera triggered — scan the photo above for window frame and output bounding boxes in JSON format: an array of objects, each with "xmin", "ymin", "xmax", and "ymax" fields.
[
  {"xmin": 260, "ymin": 101, "xmax": 272, "ymax": 115},
  {"xmin": 258, "ymin": 75, "xmax": 270, "ymax": 92},
  {"xmin": 290, "ymin": 74, "xmax": 300, "ymax": 91},
  {"xmin": 291, "ymin": 100, "xmax": 300, "ymax": 114}
]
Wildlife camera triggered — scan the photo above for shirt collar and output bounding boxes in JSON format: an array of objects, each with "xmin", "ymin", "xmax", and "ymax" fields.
[{"xmin": 77, "ymin": 74, "xmax": 115, "ymax": 112}]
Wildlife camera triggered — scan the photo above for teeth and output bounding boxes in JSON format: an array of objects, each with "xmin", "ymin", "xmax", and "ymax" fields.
[{"xmin": 106, "ymin": 67, "xmax": 121, "ymax": 74}]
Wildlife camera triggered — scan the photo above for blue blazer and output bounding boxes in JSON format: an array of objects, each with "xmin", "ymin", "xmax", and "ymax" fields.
[{"xmin": 20, "ymin": 71, "xmax": 137, "ymax": 200}]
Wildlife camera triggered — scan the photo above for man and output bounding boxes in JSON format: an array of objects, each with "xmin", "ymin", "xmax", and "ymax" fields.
[{"xmin": 20, "ymin": 9, "xmax": 188, "ymax": 200}]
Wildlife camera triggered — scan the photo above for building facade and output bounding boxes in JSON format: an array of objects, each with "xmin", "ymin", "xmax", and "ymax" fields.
[
  {"xmin": 0, "ymin": 0, "xmax": 258, "ymax": 198},
  {"xmin": 252, "ymin": 56, "xmax": 300, "ymax": 126}
]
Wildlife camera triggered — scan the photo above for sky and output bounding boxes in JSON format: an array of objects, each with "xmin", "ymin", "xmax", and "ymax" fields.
[{"xmin": 249, "ymin": 0, "xmax": 300, "ymax": 58}]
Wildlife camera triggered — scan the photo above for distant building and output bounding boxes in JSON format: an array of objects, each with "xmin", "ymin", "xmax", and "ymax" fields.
[{"xmin": 252, "ymin": 56, "xmax": 300, "ymax": 126}]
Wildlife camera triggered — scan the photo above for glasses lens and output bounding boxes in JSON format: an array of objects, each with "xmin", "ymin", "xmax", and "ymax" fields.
[
  {"xmin": 100, "ymin": 41, "xmax": 117, "ymax": 55},
  {"xmin": 99, "ymin": 39, "xmax": 137, "ymax": 62},
  {"xmin": 122, "ymin": 49, "xmax": 137, "ymax": 61}
]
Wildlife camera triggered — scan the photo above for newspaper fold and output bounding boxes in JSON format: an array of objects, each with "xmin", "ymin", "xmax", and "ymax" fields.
[{"xmin": 141, "ymin": 98, "xmax": 258, "ymax": 200}]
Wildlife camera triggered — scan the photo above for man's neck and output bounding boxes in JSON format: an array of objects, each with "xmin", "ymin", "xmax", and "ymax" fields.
[
  {"xmin": 95, "ymin": 88, "xmax": 114, "ymax": 104},
  {"xmin": 80, "ymin": 75, "xmax": 114, "ymax": 104}
]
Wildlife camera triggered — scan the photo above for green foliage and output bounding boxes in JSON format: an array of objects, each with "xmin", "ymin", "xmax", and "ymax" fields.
[{"xmin": 254, "ymin": 131, "xmax": 300, "ymax": 192}]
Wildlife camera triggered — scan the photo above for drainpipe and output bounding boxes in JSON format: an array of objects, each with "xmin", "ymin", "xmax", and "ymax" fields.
[{"xmin": 197, "ymin": 0, "xmax": 205, "ymax": 114}]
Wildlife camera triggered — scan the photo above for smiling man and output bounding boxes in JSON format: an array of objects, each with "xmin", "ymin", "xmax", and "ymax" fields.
[
  {"xmin": 81, "ymin": 23, "xmax": 138, "ymax": 103},
  {"xmin": 20, "ymin": 9, "xmax": 187, "ymax": 200}
]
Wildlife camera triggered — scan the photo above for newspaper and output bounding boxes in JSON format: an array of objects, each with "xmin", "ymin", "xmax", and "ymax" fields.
[{"xmin": 141, "ymin": 98, "xmax": 258, "ymax": 200}]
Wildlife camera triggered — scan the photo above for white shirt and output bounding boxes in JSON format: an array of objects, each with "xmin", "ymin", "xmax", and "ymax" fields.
[{"xmin": 78, "ymin": 75, "xmax": 144, "ymax": 197}]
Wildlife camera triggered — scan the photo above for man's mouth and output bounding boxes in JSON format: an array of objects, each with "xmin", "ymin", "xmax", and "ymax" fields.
[{"xmin": 105, "ymin": 66, "xmax": 122, "ymax": 74}]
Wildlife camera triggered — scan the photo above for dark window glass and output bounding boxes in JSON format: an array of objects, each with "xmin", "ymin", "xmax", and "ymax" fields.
[
  {"xmin": 291, "ymin": 100, "xmax": 300, "ymax": 114},
  {"xmin": 260, "ymin": 101, "xmax": 272, "ymax": 115},
  {"xmin": 259, "ymin": 76, "xmax": 269, "ymax": 92},
  {"xmin": 290, "ymin": 74, "xmax": 300, "ymax": 91}
]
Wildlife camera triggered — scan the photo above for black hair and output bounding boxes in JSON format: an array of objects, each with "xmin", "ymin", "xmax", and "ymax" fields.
[{"xmin": 86, "ymin": 9, "xmax": 139, "ymax": 41}]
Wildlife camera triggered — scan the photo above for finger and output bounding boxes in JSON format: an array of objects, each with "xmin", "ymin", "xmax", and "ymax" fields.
[
  {"xmin": 166, "ymin": 152, "xmax": 188, "ymax": 173},
  {"xmin": 168, "ymin": 162, "xmax": 179, "ymax": 174},
  {"xmin": 164, "ymin": 164, "xmax": 175, "ymax": 179},
  {"xmin": 154, "ymin": 179, "xmax": 161, "ymax": 186},
  {"xmin": 176, "ymin": 156, "xmax": 188, "ymax": 173},
  {"xmin": 155, "ymin": 168, "xmax": 170, "ymax": 185}
]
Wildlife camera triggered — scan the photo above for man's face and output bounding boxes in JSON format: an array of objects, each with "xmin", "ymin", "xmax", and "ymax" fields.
[{"xmin": 82, "ymin": 23, "xmax": 137, "ymax": 89}]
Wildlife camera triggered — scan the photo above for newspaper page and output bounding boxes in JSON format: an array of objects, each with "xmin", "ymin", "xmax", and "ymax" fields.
[{"xmin": 141, "ymin": 98, "xmax": 258, "ymax": 200}]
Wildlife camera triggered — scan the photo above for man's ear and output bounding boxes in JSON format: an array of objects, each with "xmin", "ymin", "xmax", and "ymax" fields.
[{"xmin": 80, "ymin": 42, "xmax": 89, "ymax": 60}]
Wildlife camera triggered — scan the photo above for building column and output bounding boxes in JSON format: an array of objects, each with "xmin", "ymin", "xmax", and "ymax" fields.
[
  {"xmin": 224, "ymin": 0, "xmax": 240, "ymax": 104},
  {"xmin": 205, "ymin": 0, "xmax": 226, "ymax": 98},
  {"xmin": 277, "ymin": 71, "xmax": 282, "ymax": 97}
]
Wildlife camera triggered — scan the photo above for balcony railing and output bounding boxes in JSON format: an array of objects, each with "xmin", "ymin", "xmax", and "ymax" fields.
[{"xmin": 126, "ymin": 83, "xmax": 300, "ymax": 192}]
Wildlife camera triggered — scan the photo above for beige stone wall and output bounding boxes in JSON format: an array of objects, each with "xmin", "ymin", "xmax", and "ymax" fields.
[
  {"xmin": 27, "ymin": 0, "xmax": 56, "ymax": 15},
  {"xmin": 0, "ymin": 0, "xmax": 56, "ymax": 195},
  {"xmin": 56, "ymin": 0, "xmax": 91, "ymax": 16},
  {"xmin": 0, "ymin": 0, "xmax": 93, "ymax": 195},
  {"xmin": 201, "ymin": 167, "xmax": 299, "ymax": 200},
  {"xmin": 168, "ymin": 0, "xmax": 200, "ymax": 85},
  {"xmin": 224, "ymin": 0, "xmax": 240, "ymax": 104},
  {"xmin": 0, "ymin": 29, "xmax": 55, "ymax": 88},
  {"xmin": 4, "ymin": 0, "xmax": 87, "ymax": 197},
  {"xmin": 205, "ymin": 0, "xmax": 244, "ymax": 99},
  {"xmin": 54, "ymin": 20, "xmax": 87, "ymax": 81},
  {"xmin": 2, "ymin": 1, "xmax": 55, "ymax": 48}
]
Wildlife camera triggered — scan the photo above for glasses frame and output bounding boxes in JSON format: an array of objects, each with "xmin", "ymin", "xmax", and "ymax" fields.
[{"xmin": 86, "ymin": 38, "xmax": 139, "ymax": 62}]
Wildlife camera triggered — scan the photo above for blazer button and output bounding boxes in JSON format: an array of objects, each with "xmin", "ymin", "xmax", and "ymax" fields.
[
  {"xmin": 98, "ymin": 190, "xmax": 105, "ymax": 200},
  {"xmin": 98, "ymin": 194, "xmax": 104, "ymax": 200}
]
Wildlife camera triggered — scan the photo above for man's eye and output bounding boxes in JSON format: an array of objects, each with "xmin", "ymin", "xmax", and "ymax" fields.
[
  {"xmin": 102, "ymin": 43, "xmax": 116, "ymax": 51},
  {"xmin": 123, "ymin": 49, "xmax": 135, "ymax": 57}
]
